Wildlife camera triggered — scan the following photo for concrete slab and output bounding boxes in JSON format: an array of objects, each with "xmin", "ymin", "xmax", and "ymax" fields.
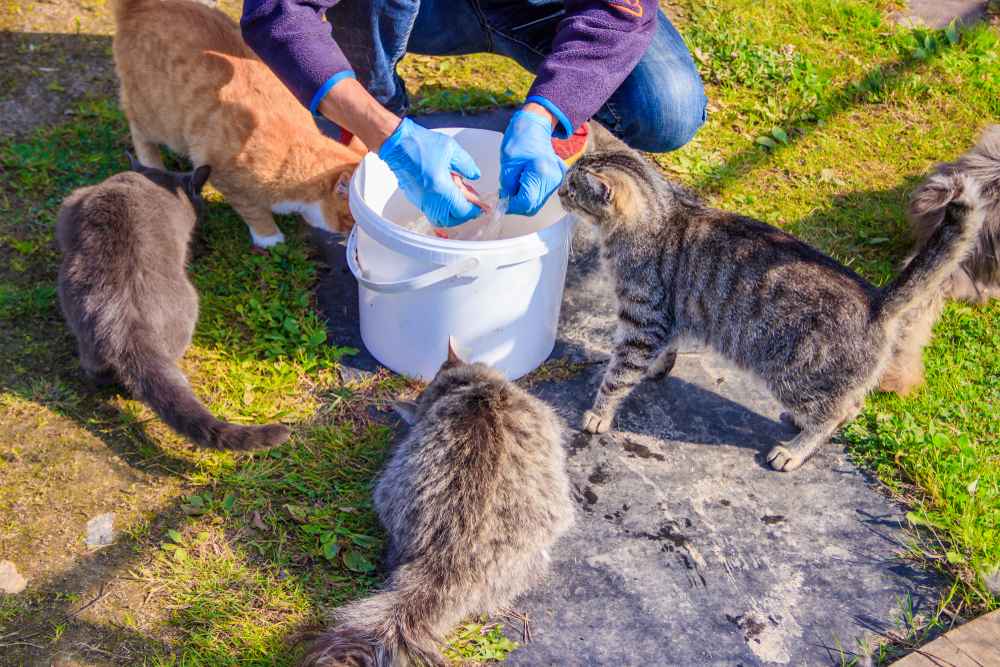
[
  {"xmin": 313, "ymin": 113, "xmax": 943, "ymax": 665},
  {"xmin": 891, "ymin": 610, "xmax": 1000, "ymax": 667}
]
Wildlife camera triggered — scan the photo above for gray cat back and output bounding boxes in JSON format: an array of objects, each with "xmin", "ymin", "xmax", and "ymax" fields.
[
  {"xmin": 56, "ymin": 158, "xmax": 290, "ymax": 451},
  {"xmin": 559, "ymin": 149, "xmax": 984, "ymax": 472},
  {"xmin": 299, "ymin": 342, "xmax": 574, "ymax": 666}
]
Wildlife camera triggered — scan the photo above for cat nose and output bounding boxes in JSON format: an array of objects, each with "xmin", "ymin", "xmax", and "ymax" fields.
[{"xmin": 557, "ymin": 181, "xmax": 569, "ymax": 198}]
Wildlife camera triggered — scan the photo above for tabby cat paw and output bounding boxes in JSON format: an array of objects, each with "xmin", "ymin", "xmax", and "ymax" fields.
[
  {"xmin": 581, "ymin": 410, "xmax": 612, "ymax": 434},
  {"xmin": 766, "ymin": 445, "xmax": 805, "ymax": 472}
]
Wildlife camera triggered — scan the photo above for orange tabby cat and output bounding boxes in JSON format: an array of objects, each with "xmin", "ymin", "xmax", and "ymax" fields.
[{"xmin": 113, "ymin": 0, "xmax": 364, "ymax": 247}]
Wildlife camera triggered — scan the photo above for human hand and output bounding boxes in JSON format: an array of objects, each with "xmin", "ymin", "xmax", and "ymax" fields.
[
  {"xmin": 499, "ymin": 108, "xmax": 566, "ymax": 216},
  {"xmin": 378, "ymin": 118, "xmax": 482, "ymax": 227}
]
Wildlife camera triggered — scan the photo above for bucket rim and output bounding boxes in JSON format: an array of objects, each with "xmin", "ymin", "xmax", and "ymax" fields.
[{"xmin": 349, "ymin": 128, "xmax": 573, "ymax": 266}]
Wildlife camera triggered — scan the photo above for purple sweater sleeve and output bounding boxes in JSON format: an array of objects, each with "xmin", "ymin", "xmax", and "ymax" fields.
[
  {"xmin": 241, "ymin": 0, "xmax": 354, "ymax": 112},
  {"xmin": 528, "ymin": 0, "xmax": 657, "ymax": 137}
]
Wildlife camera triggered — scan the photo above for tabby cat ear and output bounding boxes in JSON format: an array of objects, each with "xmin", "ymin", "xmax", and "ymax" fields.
[
  {"xmin": 584, "ymin": 172, "xmax": 611, "ymax": 205},
  {"xmin": 391, "ymin": 400, "xmax": 419, "ymax": 425},
  {"xmin": 188, "ymin": 165, "xmax": 212, "ymax": 196}
]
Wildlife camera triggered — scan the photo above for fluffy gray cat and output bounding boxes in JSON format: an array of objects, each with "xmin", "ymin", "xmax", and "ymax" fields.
[
  {"xmin": 880, "ymin": 125, "xmax": 1000, "ymax": 395},
  {"xmin": 558, "ymin": 149, "xmax": 985, "ymax": 472},
  {"xmin": 299, "ymin": 341, "xmax": 573, "ymax": 666},
  {"xmin": 56, "ymin": 156, "xmax": 290, "ymax": 451}
]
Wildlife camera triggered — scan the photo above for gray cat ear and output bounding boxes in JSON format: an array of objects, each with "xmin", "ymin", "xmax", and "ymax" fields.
[
  {"xmin": 391, "ymin": 400, "xmax": 419, "ymax": 425},
  {"xmin": 445, "ymin": 336, "xmax": 465, "ymax": 367},
  {"xmin": 125, "ymin": 151, "xmax": 142, "ymax": 171},
  {"xmin": 584, "ymin": 172, "xmax": 611, "ymax": 205},
  {"xmin": 188, "ymin": 165, "xmax": 212, "ymax": 196}
]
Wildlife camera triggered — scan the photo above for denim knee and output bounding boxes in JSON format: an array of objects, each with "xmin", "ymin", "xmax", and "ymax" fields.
[{"xmin": 616, "ymin": 71, "xmax": 707, "ymax": 153}]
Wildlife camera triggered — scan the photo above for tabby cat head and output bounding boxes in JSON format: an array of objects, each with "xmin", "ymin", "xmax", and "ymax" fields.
[{"xmin": 558, "ymin": 150, "xmax": 652, "ymax": 227}]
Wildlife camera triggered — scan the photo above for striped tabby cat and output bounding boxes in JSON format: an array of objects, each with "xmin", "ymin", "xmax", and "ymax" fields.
[{"xmin": 558, "ymin": 150, "xmax": 984, "ymax": 472}]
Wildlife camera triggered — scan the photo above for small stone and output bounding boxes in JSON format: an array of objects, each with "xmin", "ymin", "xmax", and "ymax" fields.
[
  {"xmin": 0, "ymin": 560, "xmax": 27, "ymax": 594},
  {"xmin": 251, "ymin": 511, "xmax": 269, "ymax": 532},
  {"xmin": 86, "ymin": 513, "xmax": 115, "ymax": 548}
]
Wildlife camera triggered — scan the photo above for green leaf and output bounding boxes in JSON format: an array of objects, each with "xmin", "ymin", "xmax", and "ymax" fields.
[
  {"xmin": 308, "ymin": 328, "xmax": 327, "ymax": 346},
  {"xmin": 865, "ymin": 237, "xmax": 890, "ymax": 245},
  {"xmin": 173, "ymin": 547, "xmax": 188, "ymax": 562},
  {"xmin": 222, "ymin": 494, "xmax": 236, "ymax": 513},
  {"xmin": 349, "ymin": 533, "xmax": 379, "ymax": 548},
  {"xmin": 771, "ymin": 127, "xmax": 788, "ymax": 144},
  {"xmin": 756, "ymin": 136, "xmax": 777, "ymax": 149},
  {"xmin": 322, "ymin": 541, "xmax": 341, "ymax": 560},
  {"xmin": 285, "ymin": 504, "xmax": 308, "ymax": 523},
  {"xmin": 343, "ymin": 550, "xmax": 375, "ymax": 573},
  {"xmin": 945, "ymin": 21, "xmax": 960, "ymax": 45},
  {"xmin": 167, "ymin": 529, "xmax": 184, "ymax": 544},
  {"xmin": 946, "ymin": 550, "xmax": 966, "ymax": 565},
  {"xmin": 283, "ymin": 317, "xmax": 300, "ymax": 334}
]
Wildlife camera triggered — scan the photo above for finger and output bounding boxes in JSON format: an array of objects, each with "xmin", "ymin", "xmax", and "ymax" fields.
[
  {"xmin": 449, "ymin": 144, "xmax": 481, "ymax": 181},
  {"xmin": 499, "ymin": 163, "xmax": 521, "ymax": 200},
  {"xmin": 438, "ymin": 183, "xmax": 480, "ymax": 227},
  {"xmin": 508, "ymin": 169, "xmax": 543, "ymax": 216}
]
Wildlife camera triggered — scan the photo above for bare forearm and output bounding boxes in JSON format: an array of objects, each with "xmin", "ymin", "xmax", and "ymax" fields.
[{"xmin": 317, "ymin": 78, "xmax": 401, "ymax": 152}]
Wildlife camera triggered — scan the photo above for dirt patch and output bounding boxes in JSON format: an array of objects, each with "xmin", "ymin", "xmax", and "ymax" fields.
[{"xmin": 0, "ymin": 0, "xmax": 240, "ymax": 138}]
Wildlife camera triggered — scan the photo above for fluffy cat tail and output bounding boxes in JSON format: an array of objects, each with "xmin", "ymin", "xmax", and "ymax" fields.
[
  {"xmin": 298, "ymin": 590, "xmax": 446, "ymax": 667},
  {"xmin": 114, "ymin": 337, "xmax": 290, "ymax": 451},
  {"xmin": 877, "ymin": 173, "xmax": 985, "ymax": 323}
]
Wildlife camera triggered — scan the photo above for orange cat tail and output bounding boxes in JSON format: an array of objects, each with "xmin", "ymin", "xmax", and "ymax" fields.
[{"xmin": 112, "ymin": 0, "xmax": 154, "ymax": 24}]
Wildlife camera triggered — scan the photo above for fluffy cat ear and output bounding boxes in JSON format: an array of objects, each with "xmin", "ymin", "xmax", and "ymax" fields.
[
  {"xmin": 584, "ymin": 172, "xmax": 612, "ymax": 205},
  {"xmin": 125, "ymin": 151, "xmax": 142, "ymax": 171},
  {"xmin": 188, "ymin": 165, "xmax": 212, "ymax": 196},
  {"xmin": 391, "ymin": 400, "xmax": 419, "ymax": 425},
  {"xmin": 445, "ymin": 336, "xmax": 465, "ymax": 367}
]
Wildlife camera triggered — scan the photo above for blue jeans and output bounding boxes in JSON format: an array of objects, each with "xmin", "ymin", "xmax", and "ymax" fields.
[{"xmin": 327, "ymin": 0, "xmax": 707, "ymax": 152}]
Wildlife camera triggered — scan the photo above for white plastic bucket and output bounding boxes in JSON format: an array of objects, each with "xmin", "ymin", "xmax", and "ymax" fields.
[{"xmin": 347, "ymin": 127, "xmax": 574, "ymax": 380}]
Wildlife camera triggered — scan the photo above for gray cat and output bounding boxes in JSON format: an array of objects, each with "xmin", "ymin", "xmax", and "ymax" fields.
[
  {"xmin": 56, "ymin": 156, "xmax": 290, "ymax": 451},
  {"xmin": 881, "ymin": 125, "xmax": 1000, "ymax": 395},
  {"xmin": 299, "ymin": 341, "xmax": 573, "ymax": 666},
  {"xmin": 558, "ymin": 149, "xmax": 985, "ymax": 472}
]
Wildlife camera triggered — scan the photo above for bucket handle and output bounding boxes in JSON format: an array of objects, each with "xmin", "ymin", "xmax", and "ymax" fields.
[{"xmin": 346, "ymin": 227, "xmax": 480, "ymax": 294}]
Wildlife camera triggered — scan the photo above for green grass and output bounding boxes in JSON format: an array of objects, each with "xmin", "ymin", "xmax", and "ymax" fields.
[{"xmin": 0, "ymin": 0, "xmax": 998, "ymax": 664}]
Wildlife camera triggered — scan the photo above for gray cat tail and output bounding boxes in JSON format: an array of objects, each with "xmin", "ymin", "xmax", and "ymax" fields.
[
  {"xmin": 298, "ymin": 590, "xmax": 446, "ymax": 667},
  {"xmin": 116, "ymin": 342, "xmax": 290, "ymax": 451},
  {"xmin": 877, "ymin": 174, "xmax": 985, "ymax": 323}
]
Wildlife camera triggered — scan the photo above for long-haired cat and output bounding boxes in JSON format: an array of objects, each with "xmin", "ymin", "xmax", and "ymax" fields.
[
  {"xmin": 113, "ymin": 0, "xmax": 363, "ymax": 248},
  {"xmin": 57, "ymin": 156, "xmax": 291, "ymax": 451},
  {"xmin": 880, "ymin": 125, "xmax": 1000, "ymax": 395},
  {"xmin": 559, "ymin": 150, "xmax": 984, "ymax": 472},
  {"xmin": 299, "ymin": 341, "xmax": 573, "ymax": 666}
]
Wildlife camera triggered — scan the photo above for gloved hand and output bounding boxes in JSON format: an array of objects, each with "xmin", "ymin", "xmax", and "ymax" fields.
[
  {"xmin": 500, "ymin": 109, "xmax": 567, "ymax": 216},
  {"xmin": 378, "ymin": 118, "xmax": 482, "ymax": 228}
]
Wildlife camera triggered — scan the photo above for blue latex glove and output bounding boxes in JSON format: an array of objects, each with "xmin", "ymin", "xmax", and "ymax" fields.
[
  {"xmin": 500, "ymin": 109, "xmax": 567, "ymax": 216},
  {"xmin": 378, "ymin": 118, "xmax": 482, "ymax": 228}
]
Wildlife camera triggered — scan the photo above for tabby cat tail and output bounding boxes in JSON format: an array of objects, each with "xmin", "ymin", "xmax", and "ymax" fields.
[{"xmin": 877, "ymin": 173, "xmax": 985, "ymax": 324}]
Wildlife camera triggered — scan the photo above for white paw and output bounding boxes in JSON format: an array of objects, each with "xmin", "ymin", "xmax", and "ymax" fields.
[
  {"xmin": 581, "ymin": 410, "xmax": 612, "ymax": 434},
  {"xmin": 766, "ymin": 445, "xmax": 804, "ymax": 472},
  {"xmin": 249, "ymin": 229, "xmax": 285, "ymax": 248}
]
